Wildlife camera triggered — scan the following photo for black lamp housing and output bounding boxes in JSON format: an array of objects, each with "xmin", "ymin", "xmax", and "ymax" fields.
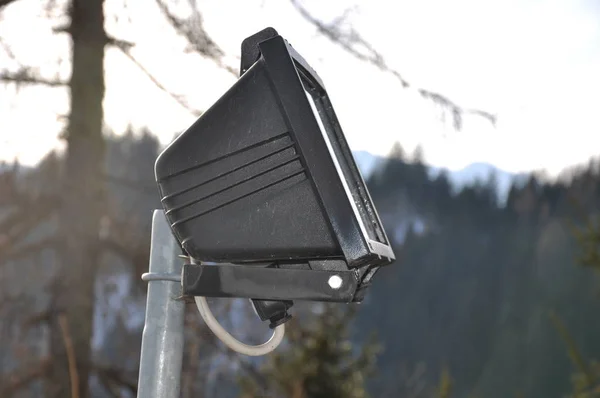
[{"xmin": 155, "ymin": 28, "xmax": 394, "ymax": 325}]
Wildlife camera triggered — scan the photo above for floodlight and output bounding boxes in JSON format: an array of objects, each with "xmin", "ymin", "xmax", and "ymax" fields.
[{"xmin": 154, "ymin": 28, "xmax": 395, "ymax": 332}]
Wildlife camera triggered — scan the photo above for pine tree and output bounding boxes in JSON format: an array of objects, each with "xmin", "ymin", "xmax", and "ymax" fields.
[
  {"xmin": 574, "ymin": 216, "xmax": 600, "ymax": 273},
  {"xmin": 238, "ymin": 304, "xmax": 380, "ymax": 398},
  {"xmin": 559, "ymin": 214, "xmax": 600, "ymax": 397}
]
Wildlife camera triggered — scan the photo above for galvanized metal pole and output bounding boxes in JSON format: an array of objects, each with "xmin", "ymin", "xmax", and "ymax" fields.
[{"xmin": 137, "ymin": 210, "xmax": 185, "ymax": 398}]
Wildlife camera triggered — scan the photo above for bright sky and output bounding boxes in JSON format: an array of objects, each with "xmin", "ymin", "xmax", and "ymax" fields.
[{"xmin": 1, "ymin": 0, "xmax": 599, "ymax": 176}]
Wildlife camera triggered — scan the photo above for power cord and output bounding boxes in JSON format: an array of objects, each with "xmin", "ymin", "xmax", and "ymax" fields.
[
  {"xmin": 194, "ymin": 296, "xmax": 285, "ymax": 356},
  {"xmin": 142, "ymin": 259, "xmax": 286, "ymax": 356},
  {"xmin": 188, "ymin": 257, "xmax": 285, "ymax": 356}
]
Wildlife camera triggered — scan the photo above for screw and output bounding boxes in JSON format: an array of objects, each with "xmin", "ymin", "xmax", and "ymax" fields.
[{"xmin": 328, "ymin": 275, "xmax": 343, "ymax": 290}]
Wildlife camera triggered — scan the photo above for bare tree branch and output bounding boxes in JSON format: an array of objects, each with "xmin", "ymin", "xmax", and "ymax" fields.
[
  {"xmin": 44, "ymin": 0, "xmax": 66, "ymax": 21},
  {"xmin": 155, "ymin": 0, "xmax": 237, "ymax": 76},
  {"xmin": 0, "ymin": 35, "xmax": 16, "ymax": 60},
  {"xmin": 0, "ymin": 34, "xmax": 67, "ymax": 89},
  {"xmin": 1, "ymin": 31, "xmax": 198, "ymax": 118},
  {"xmin": 106, "ymin": 35, "xmax": 203, "ymax": 117},
  {"xmin": 290, "ymin": 0, "xmax": 497, "ymax": 130},
  {"xmin": 0, "ymin": 68, "xmax": 67, "ymax": 87},
  {"xmin": 58, "ymin": 313, "xmax": 80, "ymax": 398},
  {"xmin": 293, "ymin": 2, "xmax": 409, "ymax": 86}
]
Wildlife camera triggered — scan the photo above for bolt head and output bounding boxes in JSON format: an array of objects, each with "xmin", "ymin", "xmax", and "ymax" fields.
[{"xmin": 328, "ymin": 275, "xmax": 343, "ymax": 290}]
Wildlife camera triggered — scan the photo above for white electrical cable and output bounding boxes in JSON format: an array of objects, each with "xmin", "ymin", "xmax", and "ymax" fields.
[
  {"xmin": 188, "ymin": 258, "xmax": 285, "ymax": 356},
  {"xmin": 194, "ymin": 296, "xmax": 285, "ymax": 356}
]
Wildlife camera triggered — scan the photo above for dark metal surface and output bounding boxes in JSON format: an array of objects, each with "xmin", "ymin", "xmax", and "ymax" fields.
[
  {"xmin": 257, "ymin": 35, "xmax": 394, "ymax": 267},
  {"xmin": 182, "ymin": 263, "xmax": 358, "ymax": 302},
  {"xmin": 154, "ymin": 28, "xmax": 395, "ymax": 310},
  {"xmin": 240, "ymin": 27, "xmax": 279, "ymax": 75}
]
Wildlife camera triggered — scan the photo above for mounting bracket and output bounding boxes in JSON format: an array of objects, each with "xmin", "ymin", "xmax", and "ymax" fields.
[{"xmin": 181, "ymin": 263, "xmax": 358, "ymax": 302}]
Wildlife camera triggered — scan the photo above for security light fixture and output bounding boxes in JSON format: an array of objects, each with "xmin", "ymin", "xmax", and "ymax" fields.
[{"xmin": 154, "ymin": 28, "xmax": 395, "ymax": 330}]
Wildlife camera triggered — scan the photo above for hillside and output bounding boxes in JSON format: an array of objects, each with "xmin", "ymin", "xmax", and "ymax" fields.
[
  {"xmin": 356, "ymin": 152, "xmax": 600, "ymax": 397},
  {"xmin": 352, "ymin": 150, "xmax": 529, "ymax": 205},
  {"xmin": 2, "ymin": 136, "xmax": 600, "ymax": 397}
]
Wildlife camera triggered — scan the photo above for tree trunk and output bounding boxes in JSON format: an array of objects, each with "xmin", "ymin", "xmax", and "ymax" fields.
[{"xmin": 47, "ymin": 0, "xmax": 106, "ymax": 397}]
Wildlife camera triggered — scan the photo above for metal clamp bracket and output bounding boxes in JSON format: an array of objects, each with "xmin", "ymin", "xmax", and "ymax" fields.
[
  {"xmin": 141, "ymin": 272, "xmax": 182, "ymax": 283},
  {"xmin": 182, "ymin": 263, "xmax": 358, "ymax": 302}
]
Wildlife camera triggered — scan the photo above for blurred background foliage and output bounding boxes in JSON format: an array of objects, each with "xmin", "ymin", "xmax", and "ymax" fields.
[{"xmin": 3, "ymin": 130, "xmax": 600, "ymax": 398}]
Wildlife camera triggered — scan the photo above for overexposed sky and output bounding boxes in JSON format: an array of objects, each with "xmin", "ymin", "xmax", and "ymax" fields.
[{"xmin": 1, "ymin": 0, "xmax": 599, "ymax": 176}]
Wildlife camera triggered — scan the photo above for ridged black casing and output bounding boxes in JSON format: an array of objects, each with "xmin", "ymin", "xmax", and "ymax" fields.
[{"xmin": 155, "ymin": 28, "xmax": 395, "ymax": 274}]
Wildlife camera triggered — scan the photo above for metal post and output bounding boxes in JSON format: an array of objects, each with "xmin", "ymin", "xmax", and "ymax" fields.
[{"xmin": 137, "ymin": 210, "xmax": 185, "ymax": 398}]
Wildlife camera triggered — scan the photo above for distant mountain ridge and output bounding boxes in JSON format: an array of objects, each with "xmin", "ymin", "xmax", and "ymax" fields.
[
  {"xmin": 352, "ymin": 150, "xmax": 529, "ymax": 204},
  {"xmin": 2, "ymin": 152, "xmax": 527, "ymax": 205}
]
